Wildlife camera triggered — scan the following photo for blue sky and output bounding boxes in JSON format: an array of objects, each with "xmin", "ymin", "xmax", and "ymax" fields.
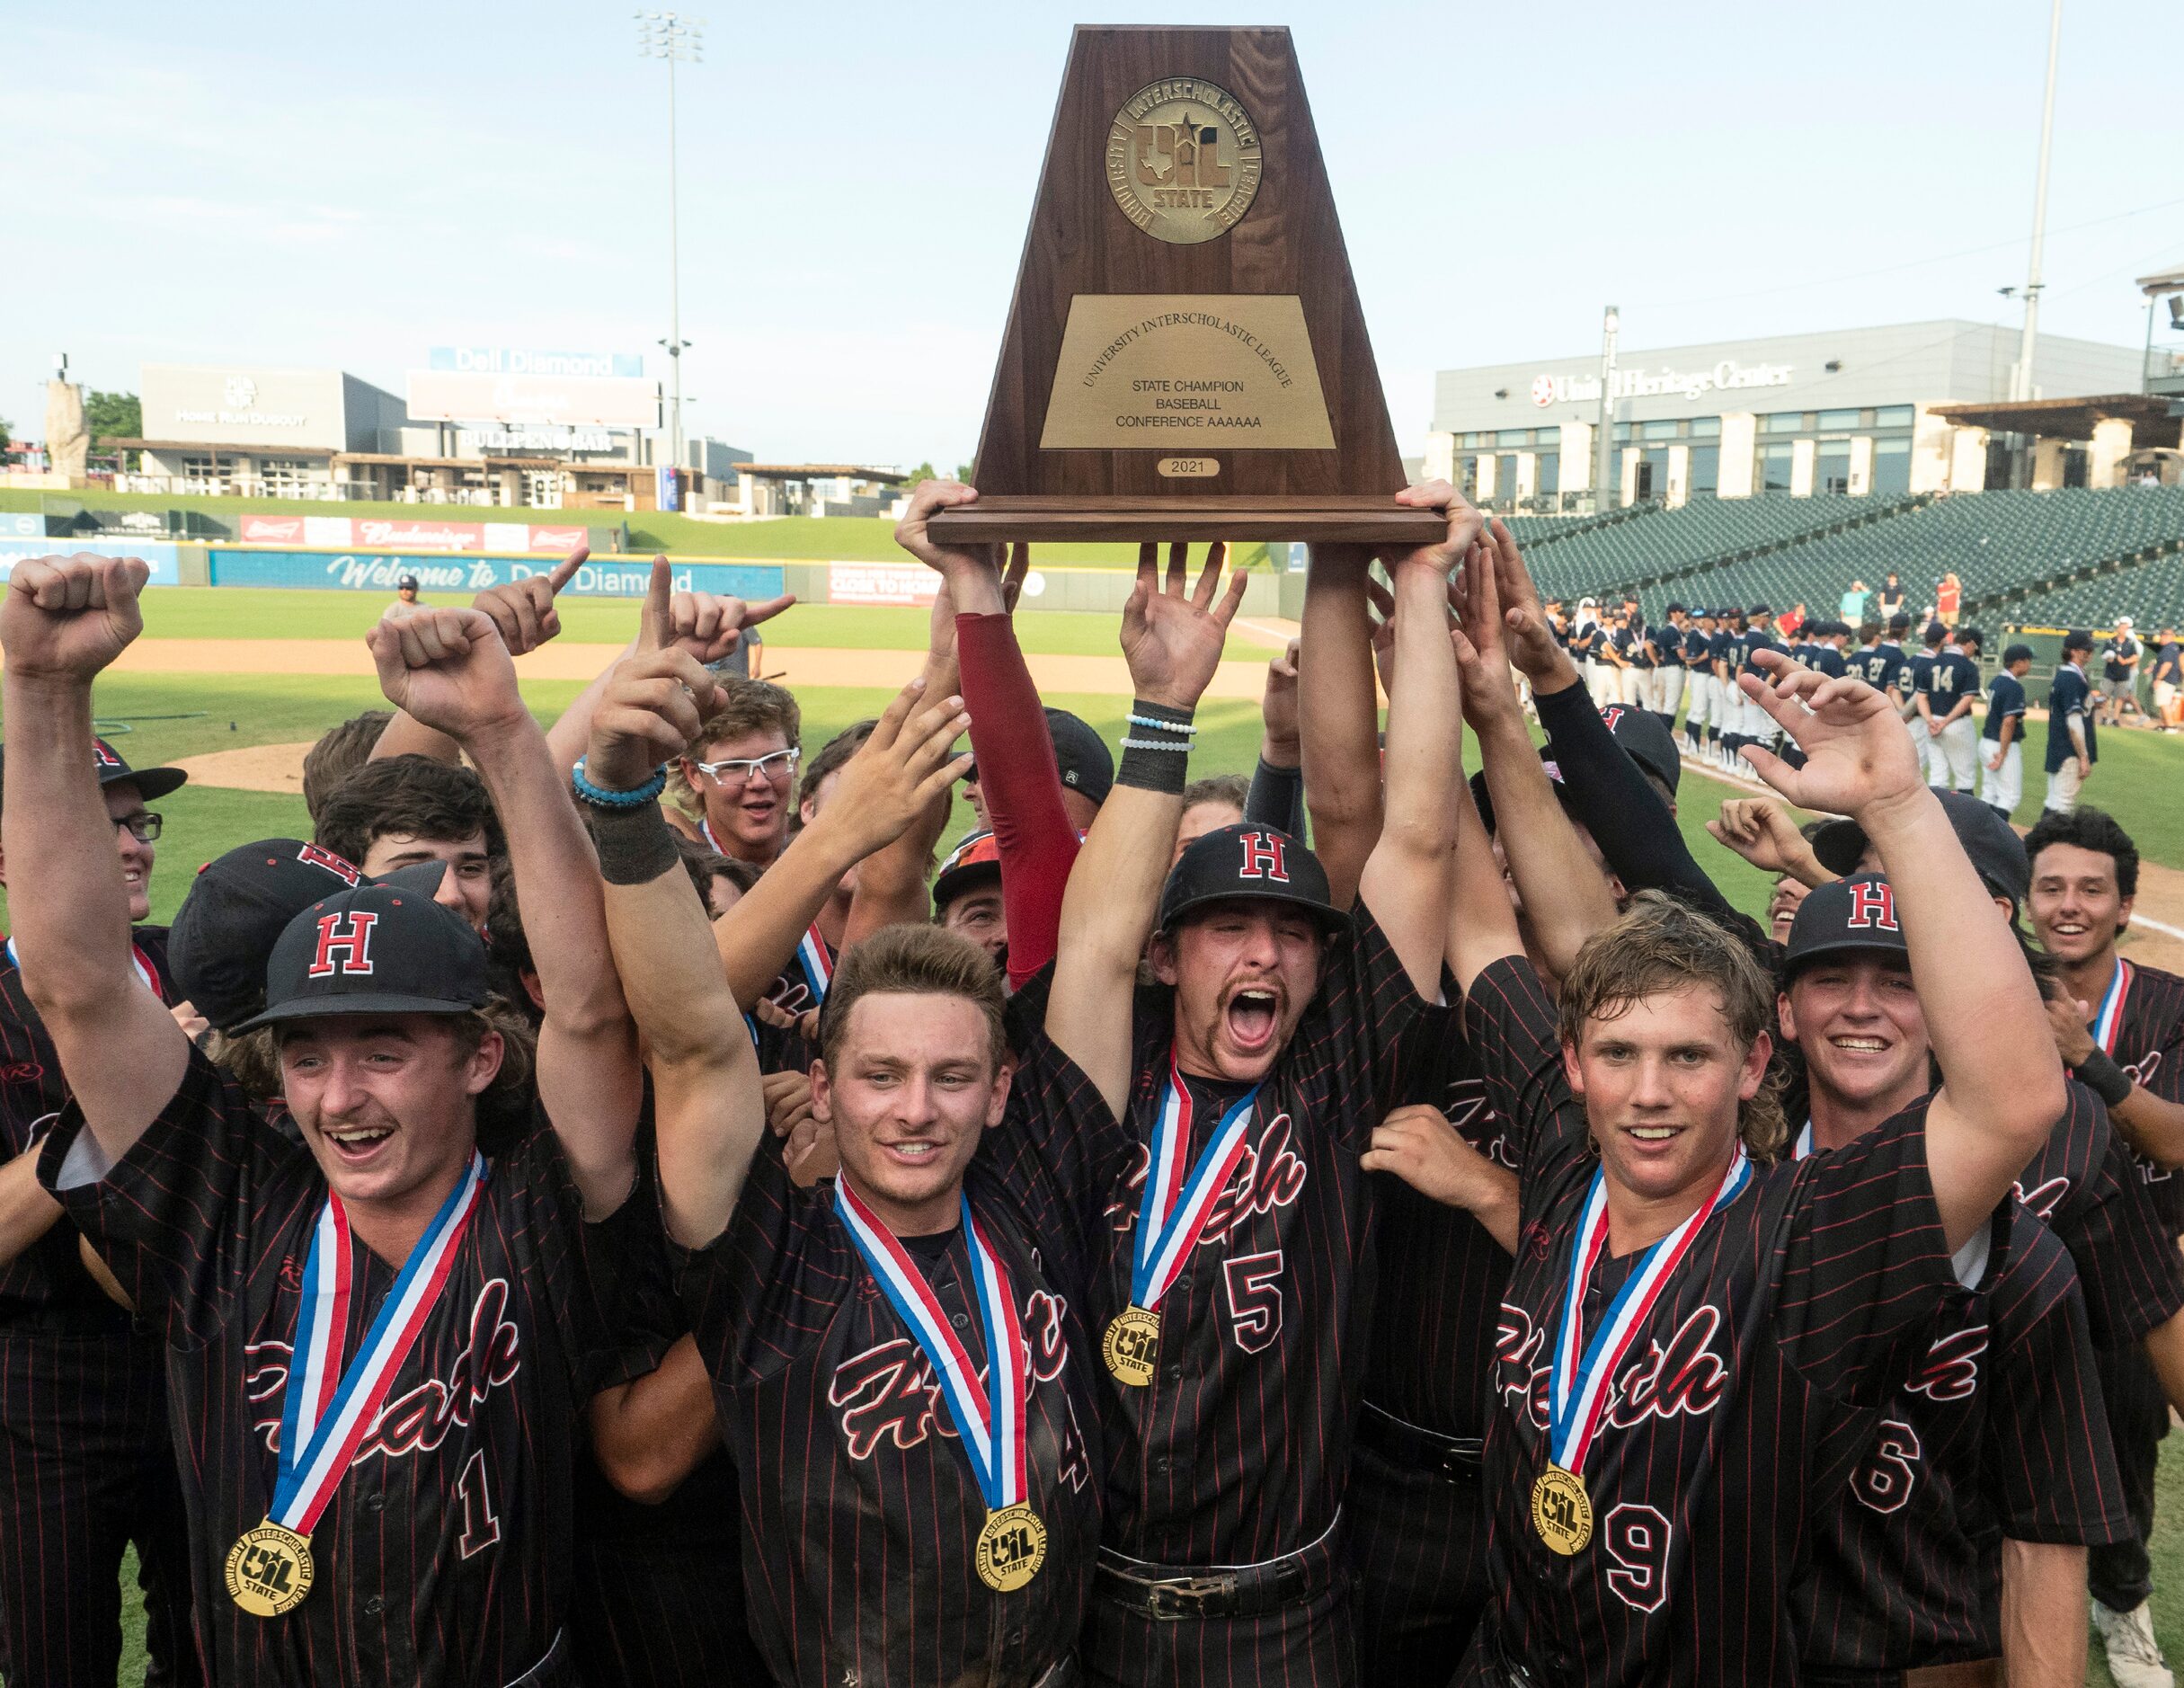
[{"xmin": 4, "ymin": 0, "xmax": 2179, "ymax": 466}]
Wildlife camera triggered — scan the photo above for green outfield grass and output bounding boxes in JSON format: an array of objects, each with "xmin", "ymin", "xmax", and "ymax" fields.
[
  {"xmin": 0, "ymin": 488, "xmax": 1265, "ymax": 569},
  {"xmin": 130, "ymin": 589, "xmax": 1174, "ymax": 658}
]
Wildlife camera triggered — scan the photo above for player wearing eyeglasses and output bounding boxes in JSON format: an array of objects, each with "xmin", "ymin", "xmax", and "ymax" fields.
[
  {"xmin": 675, "ymin": 678, "xmax": 804, "ymax": 868},
  {"xmin": 0, "ymin": 733, "xmax": 200, "ymax": 1687}
]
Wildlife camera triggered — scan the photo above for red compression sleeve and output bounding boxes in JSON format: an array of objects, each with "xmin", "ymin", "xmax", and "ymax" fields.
[{"xmin": 956, "ymin": 613, "xmax": 1080, "ymax": 990}]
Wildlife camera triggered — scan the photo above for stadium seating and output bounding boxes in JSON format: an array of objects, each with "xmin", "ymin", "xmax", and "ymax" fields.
[
  {"xmin": 2006, "ymin": 550, "xmax": 2184, "ymax": 633},
  {"xmin": 1622, "ymin": 488, "xmax": 2184, "ymax": 624},
  {"xmin": 1511, "ymin": 494, "xmax": 1911, "ymax": 602}
]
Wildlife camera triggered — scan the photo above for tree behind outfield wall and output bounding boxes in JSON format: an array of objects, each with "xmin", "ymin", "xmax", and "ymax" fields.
[
  {"xmin": 0, "ymin": 416, "xmax": 11, "ymax": 449},
  {"xmin": 85, "ymin": 390, "xmax": 141, "ymax": 468}
]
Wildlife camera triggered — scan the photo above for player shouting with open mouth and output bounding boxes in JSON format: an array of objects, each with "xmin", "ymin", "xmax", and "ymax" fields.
[{"xmin": 1024, "ymin": 484, "xmax": 1472, "ymax": 1686}]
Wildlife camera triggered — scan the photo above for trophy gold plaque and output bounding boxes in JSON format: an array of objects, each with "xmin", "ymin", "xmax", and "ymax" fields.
[{"xmin": 928, "ymin": 26, "xmax": 1442, "ymax": 547}]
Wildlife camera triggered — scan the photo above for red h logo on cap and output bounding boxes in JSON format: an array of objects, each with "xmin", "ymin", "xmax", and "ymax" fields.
[
  {"xmin": 1599, "ymin": 706, "xmax": 1625, "ymax": 732},
  {"xmin": 297, "ymin": 843, "xmax": 362, "ymax": 886},
  {"xmin": 1238, "ymin": 831, "xmax": 1290, "ymax": 883},
  {"xmin": 1845, "ymin": 882, "xmax": 1899, "ymax": 932},
  {"xmin": 308, "ymin": 911, "xmax": 379, "ymax": 978},
  {"xmin": 92, "ymin": 741, "xmax": 123, "ymax": 768}
]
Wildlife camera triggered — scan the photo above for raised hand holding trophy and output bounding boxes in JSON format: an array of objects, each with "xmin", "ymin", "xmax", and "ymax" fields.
[{"xmin": 928, "ymin": 26, "xmax": 1441, "ymax": 547}]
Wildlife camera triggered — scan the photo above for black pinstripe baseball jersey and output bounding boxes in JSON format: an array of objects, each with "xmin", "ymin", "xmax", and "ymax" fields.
[
  {"xmin": 39, "ymin": 1046, "xmax": 634, "ymax": 1686},
  {"xmin": 676, "ymin": 1032, "xmax": 1106, "ymax": 1688},
  {"xmin": 1365, "ymin": 1005, "xmax": 1512, "ymax": 1441},
  {"xmin": 1010, "ymin": 897, "xmax": 1427, "ymax": 1568},
  {"xmin": 2012, "ymin": 1079, "xmax": 2184, "ymax": 1349},
  {"xmin": 571, "ymin": 1127, "xmax": 760, "ymax": 1688},
  {"xmin": 0, "ymin": 929, "xmax": 173, "ymax": 1325},
  {"xmin": 1793, "ymin": 1198, "xmax": 2126, "ymax": 1673},
  {"xmin": 1461, "ymin": 955, "xmax": 1958, "ymax": 1687},
  {"xmin": 2091, "ymin": 958, "xmax": 2184, "ymax": 1231}
]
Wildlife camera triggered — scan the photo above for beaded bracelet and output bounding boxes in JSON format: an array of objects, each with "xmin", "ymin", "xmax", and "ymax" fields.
[
  {"xmin": 1120, "ymin": 735, "xmax": 1194, "ymax": 751},
  {"xmin": 572, "ymin": 757, "xmax": 668, "ymax": 809},
  {"xmin": 1126, "ymin": 712, "xmax": 1199, "ymax": 735}
]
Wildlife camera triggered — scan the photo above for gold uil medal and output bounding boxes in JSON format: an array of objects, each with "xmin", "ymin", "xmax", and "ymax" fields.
[
  {"xmin": 226, "ymin": 1520, "xmax": 315, "ymax": 1616},
  {"xmin": 975, "ymin": 1503, "xmax": 1049, "ymax": 1592},
  {"xmin": 1531, "ymin": 1465, "xmax": 1594, "ymax": 1556},
  {"xmin": 1102, "ymin": 1305, "xmax": 1161, "ymax": 1387}
]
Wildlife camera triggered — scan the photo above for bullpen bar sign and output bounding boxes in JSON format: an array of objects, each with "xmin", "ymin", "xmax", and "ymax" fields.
[{"xmin": 209, "ymin": 547, "xmax": 783, "ymax": 601}]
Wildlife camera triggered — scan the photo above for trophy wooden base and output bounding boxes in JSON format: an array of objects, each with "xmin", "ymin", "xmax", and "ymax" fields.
[{"xmin": 926, "ymin": 496, "xmax": 1445, "ymax": 547}]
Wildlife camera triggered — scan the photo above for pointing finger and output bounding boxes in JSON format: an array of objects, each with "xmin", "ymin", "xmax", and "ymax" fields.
[
  {"xmin": 546, "ymin": 545, "xmax": 588, "ymax": 592},
  {"xmin": 640, "ymin": 557, "xmax": 672, "ymax": 652}
]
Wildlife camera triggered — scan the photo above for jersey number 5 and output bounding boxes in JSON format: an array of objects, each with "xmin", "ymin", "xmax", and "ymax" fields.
[{"xmin": 1222, "ymin": 1251, "xmax": 1284, "ymax": 1355}]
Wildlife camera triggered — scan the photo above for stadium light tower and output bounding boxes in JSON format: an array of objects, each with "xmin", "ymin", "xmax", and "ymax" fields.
[
  {"xmin": 2011, "ymin": 0, "xmax": 2064, "ymax": 404},
  {"xmin": 1595, "ymin": 307, "xmax": 1620, "ymax": 514},
  {"xmin": 636, "ymin": 10, "xmax": 704, "ymax": 491}
]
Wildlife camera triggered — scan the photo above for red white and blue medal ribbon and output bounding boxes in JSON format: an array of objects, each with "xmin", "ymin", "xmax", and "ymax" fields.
[
  {"xmin": 271, "ymin": 1151, "xmax": 487, "ymax": 1536},
  {"xmin": 1546, "ymin": 1145, "xmax": 1751, "ymax": 1480},
  {"xmin": 2091, "ymin": 960, "xmax": 2133, "ymax": 1055},
  {"xmin": 1792, "ymin": 1120, "xmax": 1814, "ymax": 1160},
  {"xmin": 833, "ymin": 1180, "xmax": 1047, "ymax": 1587},
  {"xmin": 793, "ymin": 923, "xmax": 833, "ymax": 1007},
  {"xmin": 833, "ymin": 1181, "xmax": 1027, "ymax": 1515},
  {"xmin": 1129, "ymin": 1055, "xmax": 1262, "ymax": 1312}
]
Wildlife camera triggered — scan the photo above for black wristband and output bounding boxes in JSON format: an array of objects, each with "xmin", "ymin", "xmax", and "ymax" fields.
[
  {"xmin": 2073, "ymin": 1048, "xmax": 2135, "ymax": 1108},
  {"xmin": 1117, "ymin": 697, "xmax": 1194, "ymax": 795},
  {"xmin": 588, "ymin": 800, "xmax": 682, "ymax": 886}
]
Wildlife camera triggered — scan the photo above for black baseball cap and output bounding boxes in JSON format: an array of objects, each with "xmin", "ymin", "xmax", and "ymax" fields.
[
  {"xmin": 234, "ymin": 881, "xmax": 490, "ymax": 1032},
  {"xmin": 1470, "ymin": 699, "xmax": 1678, "ymax": 835},
  {"xmin": 1809, "ymin": 790, "xmax": 2030, "ymax": 909},
  {"xmin": 1783, "ymin": 873, "xmax": 1911, "ymax": 976},
  {"xmin": 932, "ymin": 830, "xmax": 1001, "ymax": 914},
  {"xmin": 1045, "ymin": 709, "xmax": 1113, "ymax": 807},
  {"xmin": 2062, "ymin": 629, "xmax": 2095, "ymax": 656},
  {"xmin": 170, "ymin": 840, "xmax": 370, "ymax": 1031},
  {"xmin": 398, "ymin": 574, "xmax": 420, "ymax": 591},
  {"xmin": 1157, "ymin": 822, "xmax": 1342, "ymax": 935},
  {"xmin": 0, "ymin": 736, "xmax": 188, "ymax": 803}
]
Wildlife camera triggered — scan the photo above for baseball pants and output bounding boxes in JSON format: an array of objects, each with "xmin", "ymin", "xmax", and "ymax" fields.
[
  {"xmin": 2089, "ymin": 1340, "xmax": 2169, "ymax": 1612},
  {"xmin": 1682, "ymin": 672, "xmax": 1710, "ymax": 740},
  {"xmin": 1654, "ymin": 666, "xmax": 1684, "ymax": 727},
  {"xmin": 1618, "ymin": 667, "xmax": 1648, "ymax": 709},
  {"xmin": 1905, "ymin": 715, "xmax": 1931, "ymax": 783},
  {"xmin": 1348, "ymin": 1441, "xmax": 1490, "ymax": 1687},
  {"xmin": 2045, "ymin": 758, "xmax": 2085, "ymax": 813},
  {"xmin": 1933, "ymin": 716, "xmax": 1978, "ymax": 791},
  {"xmin": 0, "ymin": 1328, "xmax": 198, "ymax": 1688},
  {"xmin": 1086, "ymin": 1525, "xmax": 1356, "ymax": 1688},
  {"xmin": 1979, "ymin": 741, "xmax": 2022, "ymax": 817},
  {"xmin": 1585, "ymin": 662, "xmax": 1617, "ymax": 707}
]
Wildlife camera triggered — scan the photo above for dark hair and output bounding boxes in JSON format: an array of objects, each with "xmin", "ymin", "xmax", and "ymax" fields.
[
  {"xmin": 798, "ymin": 721, "xmax": 876, "ymax": 819},
  {"xmin": 817, "ymin": 923, "xmax": 1008, "ymax": 1074},
  {"xmin": 1182, "ymin": 774, "xmax": 1250, "ymax": 814},
  {"xmin": 2062, "ymin": 629, "xmax": 2095, "ymax": 656},
  {"xmin": 1887, "ymin": 614, "xmax": 1910, "ymax": 635},
  {"xmin": 674, "ymin": 835, "xmax": 759, "ymax": 906},
  {"xmin": 301, "ymin": 711, "xmax": 394, "ymax": 829},
  {"xmin": 484, "ymin": 857, "xmax": 535, "ymax": 1010},
  {"xmin": 2024, "ymin": 805, "xmax": 2139, "ymax": 902},
  {"xmin": 2002, "ymin": 644, "xmax": 2035, "ymax": 667},
  {"xmin": 1923, "ymin": 622, "xmax": 1948, "ymax": 649},
  {"xmin": 314, "ymin": 755, "xmax": 502, "ymax": 873}
]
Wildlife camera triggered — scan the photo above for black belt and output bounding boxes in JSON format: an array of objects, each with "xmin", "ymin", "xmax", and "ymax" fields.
[
  {"xmin": 1356, "ymin": 1401, "xmax": 1483, "ymax": 1478},
  {"xmin": 1094, "ymin": 1541, "xmax": 1336, "ymax": 1622},
  {"xmin": 1803, "ymin": 1664, "xmax": 2001, "ymax": 1688}
]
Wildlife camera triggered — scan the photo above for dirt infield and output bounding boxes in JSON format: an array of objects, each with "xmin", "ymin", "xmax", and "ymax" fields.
[{"xmin": 1677, "ymin": 755, "xmax": 2184, "ymax": 973}]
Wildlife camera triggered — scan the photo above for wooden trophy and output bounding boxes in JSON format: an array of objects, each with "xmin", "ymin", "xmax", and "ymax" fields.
[{"xmin": 928, "ymin": 25, "xmax": 1441, "ymax": 547}]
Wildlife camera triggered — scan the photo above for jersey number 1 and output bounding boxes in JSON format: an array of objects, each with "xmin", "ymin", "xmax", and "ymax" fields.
[{"xmin": 457, "ymin": 1449, "xmax": 502, "ymax": 1559}]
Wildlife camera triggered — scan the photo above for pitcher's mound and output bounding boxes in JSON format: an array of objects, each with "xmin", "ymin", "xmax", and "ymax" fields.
[{"xmin": 173, "ymin": 741, "xmax": 314, "ymax": 795}]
